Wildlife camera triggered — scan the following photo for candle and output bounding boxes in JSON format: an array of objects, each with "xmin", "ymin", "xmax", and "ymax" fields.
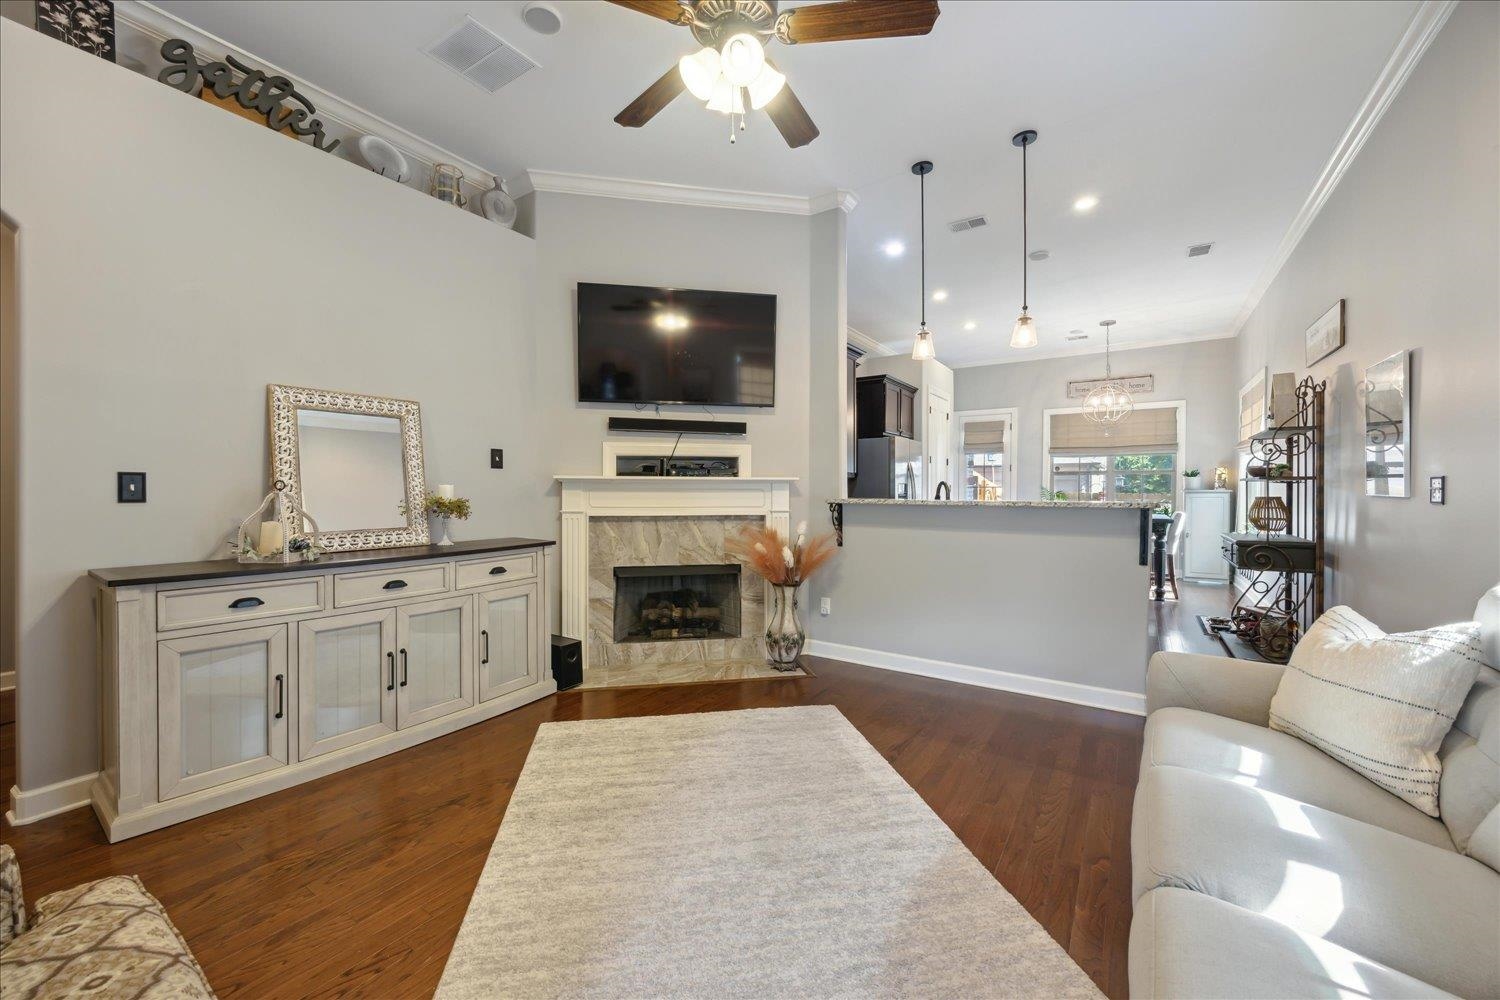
[
  {"xmin": 258, "ymin": 520, "xmax": 284, "ymax": 555},
  {"xmin": 435, "ymin": 484, "xmax": 456, "ymax": 500}
]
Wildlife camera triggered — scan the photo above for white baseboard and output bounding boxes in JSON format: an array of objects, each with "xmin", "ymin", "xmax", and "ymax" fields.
[
  {"xmin": 6, "ymin": 772, "xmax": 97, "ymax": 826},
  {"xmin": 0, "ymin": 670, "xmax": 13, "ymax": 691},
  {"xmin": 805, "ymin": 640, "xmax": 1146, "ymax": 717}
]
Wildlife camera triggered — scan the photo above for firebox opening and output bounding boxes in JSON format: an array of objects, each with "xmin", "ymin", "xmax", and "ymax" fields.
[{"xmin": 612, "ymin": 564, "xmax": 742, "ymax": 643}]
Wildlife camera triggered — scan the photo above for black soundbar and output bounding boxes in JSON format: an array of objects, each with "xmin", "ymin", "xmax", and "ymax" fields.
[{"xmin": 607, "ymin": 416, "xmax": 747, "ymax": 436}]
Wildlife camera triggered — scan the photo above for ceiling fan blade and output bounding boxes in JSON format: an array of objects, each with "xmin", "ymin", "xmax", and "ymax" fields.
[
  {"xmin": 764, "ymin": 77, "xmax": 819, "ymax": 148},
  {"xmin": 777, "ymin": 0, "xmax": 939, "ymax": 44},
  {"xmin": 615, "ymin": 64, "xmax": 688, "ymax": 128},
  {"xmin": 605, "ymin": 0, "xmax": 693, "ymax": 25}
]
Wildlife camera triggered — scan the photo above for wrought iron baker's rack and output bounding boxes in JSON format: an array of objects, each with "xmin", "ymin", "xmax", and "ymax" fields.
[{"xmin": 1230, "ymin": 376, "xmax": 1327, "ymax": 662}]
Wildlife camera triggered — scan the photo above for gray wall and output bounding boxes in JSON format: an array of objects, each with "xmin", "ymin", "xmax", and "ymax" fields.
[
  {"xmin": 1235, "ymin": 0, "xmax": 1499, "ymax": 631},
  {"xmin": 1, "ymin": 23, "xmax": 544, "ymax": 790},
  {"xmin": 954, "ymin": 337, "xmax": 1240, "ymax": 501},
  {"xmin": 527, "ymin": 190, "xmax": 819, "ymax": 628}
]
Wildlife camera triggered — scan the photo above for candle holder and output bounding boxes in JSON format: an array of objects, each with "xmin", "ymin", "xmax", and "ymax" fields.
[
  {"xmin": 429, "ymin": 164, "xmax": 467, "ymax": 208},
  {"xmin": 233, "ymin": 480, "xmax": 323, "ymax": 563}
]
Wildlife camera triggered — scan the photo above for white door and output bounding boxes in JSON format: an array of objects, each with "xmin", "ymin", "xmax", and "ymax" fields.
[
  {"xmin": 954, "ymin": 408, "xmax": 1017, "ymax": 500},
  {"xmin": 298, "ymin": 607, "xmax": 397, "ymax": 760},
  {"xmin": 158, "ymin": 623, "xmax": 289, "ymax": 800},
  {"xmin": 1183, "ymin": 490, "xmax": 1233, "ymax": 581},
  {"xmin": 396, "ymin": 594, "xmax": 475, "ymax": 729},
  {"xmin": 928, "ymin": 388, "xmax": 953, "ymax": 497},
  {"xmin": 478, "ymin": 581, "xmax": 542, "ymax": 702}
]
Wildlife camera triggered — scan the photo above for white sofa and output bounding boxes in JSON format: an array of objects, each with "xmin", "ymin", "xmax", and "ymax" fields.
[{"xmin": 1130, "ymin": 588, "xmax": 1500, "ymax": 999}]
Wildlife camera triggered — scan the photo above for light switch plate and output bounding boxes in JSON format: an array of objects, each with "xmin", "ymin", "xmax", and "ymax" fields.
[
  {"xmin": 490, "ymin": 448, "xmax": 504, "ymax": 469},
  {"xmin": 117, "ymin": 472, "xmax": 147, "ymax": 503}
]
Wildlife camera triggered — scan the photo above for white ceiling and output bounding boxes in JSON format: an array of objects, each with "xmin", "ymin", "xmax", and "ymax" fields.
[{"xmin": 155, "ymin": 0, "xmax": 1420, "ymax": 366}]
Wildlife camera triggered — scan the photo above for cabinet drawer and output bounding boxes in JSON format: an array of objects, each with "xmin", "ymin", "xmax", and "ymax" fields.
[
  {"xmin": 158, "ymin": 578, "xmax": 324, "ymax": 631},
  {"xmin": 334, "ymin": 564, "xmax": 449, "ymax": 608},
  {"xmin": 456, "ymin": 551, "xmax": 537, "ymax": 590}
]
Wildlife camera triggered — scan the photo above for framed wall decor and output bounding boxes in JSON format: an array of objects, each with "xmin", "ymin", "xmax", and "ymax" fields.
[
  {"xmin": 267, "ymin": 384, "xmax": 430, "ymax": 551},
  {"xmin": 1305, "ymin": 299, "xmax": 1345, "ymax": 367},
  {"xmin": 36, "ymin": 0, "xmax": 116, "ymax": 62}
]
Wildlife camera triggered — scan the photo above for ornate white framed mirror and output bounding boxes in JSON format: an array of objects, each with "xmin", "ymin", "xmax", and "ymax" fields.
[{"xmin": 268, "ymin": 384, "xmax": 429, "ymax": 551}]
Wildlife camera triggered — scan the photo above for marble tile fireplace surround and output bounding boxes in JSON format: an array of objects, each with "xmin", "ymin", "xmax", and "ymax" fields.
[{"xmin": 557, "ymin": 476, "xmax": 796, "ymax": 687}]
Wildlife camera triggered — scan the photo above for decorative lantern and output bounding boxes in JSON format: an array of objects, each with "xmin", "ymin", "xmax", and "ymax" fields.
[
  {"xmin": 233, "ymin": 480, "xmax": 322, "ymax": 563},
  {"xmin": 1248, "ymin": 496, "xmax": 1290, "ymax": 533},
  {"xmin": 429, "ymin": 163, "xmax": 467, "ymax": 207}
]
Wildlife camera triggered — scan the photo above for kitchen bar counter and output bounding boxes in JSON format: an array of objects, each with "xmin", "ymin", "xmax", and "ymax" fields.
[{"xmin": 834, "ymin": 497, "xmax": 1154, "ymax": 509}]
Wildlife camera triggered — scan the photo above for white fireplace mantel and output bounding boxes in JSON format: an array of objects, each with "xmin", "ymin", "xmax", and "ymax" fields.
[{"xmin": 555, "ymin": 476, "xmax": 796, "ymax": 662}]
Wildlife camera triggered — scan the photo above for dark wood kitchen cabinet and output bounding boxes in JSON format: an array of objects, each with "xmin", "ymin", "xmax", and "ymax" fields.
[{"xmin": 856, "ymin": 374, "xmax": 917, "ymax": 439}]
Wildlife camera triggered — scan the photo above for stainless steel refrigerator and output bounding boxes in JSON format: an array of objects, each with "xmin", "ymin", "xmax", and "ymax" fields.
[{"xmin": 852, "ymin": 436, "xmax": 924, "ymax": 499}]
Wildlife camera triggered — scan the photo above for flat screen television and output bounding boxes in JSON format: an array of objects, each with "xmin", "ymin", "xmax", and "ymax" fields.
[{"xmin": 576, "ymin": 282, "xmax": 776, "ymax": 407}]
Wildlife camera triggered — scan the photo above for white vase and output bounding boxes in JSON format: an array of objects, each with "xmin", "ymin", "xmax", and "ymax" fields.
[{"xmin": 434, "ymin": 516, "xmax": 454, "ymax": 547}]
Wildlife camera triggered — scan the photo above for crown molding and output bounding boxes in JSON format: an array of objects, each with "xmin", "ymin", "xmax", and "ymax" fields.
[
  {"xmin": 1230, "ymin": 0, "xmax": 1457, "ymax": 335},
  {"xmin": 519, "ymin": 170, "xmax": 857, "ymax": 216},
  {"xmin": 115, "ymin": 1, "xmax": 502, "ymax": 189},
  {"xmin": 945, "ymin": 330, "xmax": 1238, "ymax": 370},
  {"xmin": 846, "ymin": 326, "xmax": 895, "ymax": 357}
]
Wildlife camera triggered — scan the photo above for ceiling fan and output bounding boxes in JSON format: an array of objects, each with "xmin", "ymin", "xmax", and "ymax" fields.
[{"xmin": 609, "ymin": 0, "xmax": 941, "ymax": 147}]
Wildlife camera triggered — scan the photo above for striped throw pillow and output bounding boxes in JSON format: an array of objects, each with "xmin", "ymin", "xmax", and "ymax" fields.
[{"xmin": 1269, "ymin": 606, "xmax": 1485, "ymax": 817}]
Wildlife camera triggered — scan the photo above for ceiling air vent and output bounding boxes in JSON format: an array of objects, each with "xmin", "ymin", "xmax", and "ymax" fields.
[
  {"xmin": 1186, "ymin": 242, "xmax": 1215, "ymax": 258},
  {"xmin": 1066, "ymin": 332, "xmax": 1089, "ymax": 342},
  {"xmin": 948, "ymin": 215, "xmax": 988, "ymax": 233},
  {"xmin": 426, "ymin": 16, "xmax": 538, "ymax": 93}
]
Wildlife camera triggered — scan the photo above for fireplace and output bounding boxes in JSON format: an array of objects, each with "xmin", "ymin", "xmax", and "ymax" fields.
[{"xmin": 612, "ymin": 564, "xmax": 742, "ymax": 643}]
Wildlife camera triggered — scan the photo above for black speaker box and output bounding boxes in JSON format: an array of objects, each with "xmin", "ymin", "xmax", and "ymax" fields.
[{"xmin": 551, "ymin": 634, "xmax": 582, "ymax": 691}]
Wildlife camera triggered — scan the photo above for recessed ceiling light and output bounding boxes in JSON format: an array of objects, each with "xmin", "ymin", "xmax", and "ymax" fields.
[
  {"xmin": 1073, "ymin": 194, "xmax": 1099, "ymax": 213},
  {"xmin": 521, "ymin": 2, "xmax": 563, "ymax": 34},
  {"xmin": 881, "ymin": 239, "xmax": 905, "ymax": 258},
  {"xmin": 931, "ymin": 289, "xmax": 948, "ymax": 302},
  {"xmin": 963, "ymin": 321, "xmax": 977, "ymax": 331},
  {"xmin": 1028, "ymin": 249, "xmax": 1050, "ymax": 262}
]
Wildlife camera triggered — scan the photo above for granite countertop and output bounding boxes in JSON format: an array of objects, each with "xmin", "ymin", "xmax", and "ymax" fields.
[{"xmin": 832, "ymin": 498, "xmax": 1156, "ymax": 509}]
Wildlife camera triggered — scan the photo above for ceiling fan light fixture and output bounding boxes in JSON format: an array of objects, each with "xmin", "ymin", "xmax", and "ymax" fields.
[
  {"xmin": 678, "ymin": 46, "xmax": 720, "ymax": 101},
  {"xmin": 706, "ymin": 76, "xmax": 744, "ymax": 114},
  {"xmin": 719, "ymin": 32, "xmax": 766, "ymax": 87},
  {"xmin": 746, "ymin": 63, "xmax": 786, "ymax": 110}
]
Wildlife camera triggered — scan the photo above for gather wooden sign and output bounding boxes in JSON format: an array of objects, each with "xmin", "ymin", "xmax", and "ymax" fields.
[{"xmin": 156, "ymin": 39, "xmax": 340, "ymax": 153}]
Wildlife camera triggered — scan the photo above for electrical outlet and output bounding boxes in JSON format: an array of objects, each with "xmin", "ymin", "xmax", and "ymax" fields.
[
  {"xmin": 819, "ymin": 597, "xmax": 831, "ymax": 616},
  {"xmin": 490, "ymin": 448, "xmax": 504, "ymax": 469}
]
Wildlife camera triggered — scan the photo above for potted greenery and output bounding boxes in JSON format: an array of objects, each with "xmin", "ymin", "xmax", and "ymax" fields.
[
  {"xmin": 1183, "ymin": 468, "xmax": 1202, "ymax": 489},
  {"xmin": 401, "ymin": 491, "xmax": 472, "ymax": 546}
]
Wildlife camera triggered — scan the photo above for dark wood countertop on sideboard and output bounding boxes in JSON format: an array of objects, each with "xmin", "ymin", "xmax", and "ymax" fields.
[{"xmin": 89, "ymin": 537, "xmax": 556, "ymax": 588}]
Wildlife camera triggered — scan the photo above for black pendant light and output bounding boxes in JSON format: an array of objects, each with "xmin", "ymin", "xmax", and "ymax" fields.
[
  {"xmin": 1010, "ymin": 129, "xmax": 1039, "ymax": 349},
  {"xmin": 911, "ymin": 159, "xmax": 936, "ymax": 361}
]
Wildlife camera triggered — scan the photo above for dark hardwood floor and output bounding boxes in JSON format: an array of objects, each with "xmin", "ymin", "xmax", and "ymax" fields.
[{"xmin": 0, "ymin": 658, "xmax": 1144, "ymax": 999}]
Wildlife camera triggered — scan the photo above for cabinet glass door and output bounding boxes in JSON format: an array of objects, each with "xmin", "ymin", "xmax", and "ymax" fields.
[
  {"xmin": 298, "ymin": 608, "xmax": 396, "ymax": 760},
  {"xmin": 396, "ymin": 594, "xmax": 475, "ymax": 729},
  {"xmin": 159, "ymin": 623, "xmax": 289, "ymax": 800},
  {"xmin": 479, "ymin": 581, "xmax": 540, "ymax": 702}
]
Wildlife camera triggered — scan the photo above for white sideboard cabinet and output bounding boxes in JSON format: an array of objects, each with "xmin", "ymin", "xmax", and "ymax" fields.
[
  {"xmin": 1182, "ymin": 490, "xmax": 1235, "ymax": 582},
  {"xmin": 90, "ymin": 538, "xmax": 554, "ymax": 841}
]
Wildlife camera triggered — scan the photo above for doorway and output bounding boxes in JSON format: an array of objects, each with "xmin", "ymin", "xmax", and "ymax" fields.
[{"xmin": 953, "ymin": 408, "xmax": 1017, "ymax": 500}]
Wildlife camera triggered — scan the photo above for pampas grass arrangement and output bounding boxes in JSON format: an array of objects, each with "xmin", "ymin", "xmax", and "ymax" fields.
[{"xmin": 726, "ymin": 522, "xmax": 837, "ymax": 586}]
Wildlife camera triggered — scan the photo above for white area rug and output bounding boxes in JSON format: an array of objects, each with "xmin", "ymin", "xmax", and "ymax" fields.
[{"xmin": 437, "ymin": 706, "xmax": 1100, "ymax": 999}]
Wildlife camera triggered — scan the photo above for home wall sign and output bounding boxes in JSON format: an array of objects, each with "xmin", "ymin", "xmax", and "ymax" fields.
[
  {"xmin": 156, "ymin": 40, "xmax": 340, "ymax": 153},
  {"xmin": 1067, "ymin": 374, "xmax": 1154, "ymax": 400}
]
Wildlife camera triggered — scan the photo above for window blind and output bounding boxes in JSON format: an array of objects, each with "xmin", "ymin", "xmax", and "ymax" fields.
[
  {"xmin": 962, "ymin": 419, "xmax": 1006, "ymax": 454},
  {"xmin": 1239, "ymin": 376, "xmax": 1265, "ymax": 445},
  {"xmin": 1049, "ymin": 407, "xmax": 1178, "ymax": 455}
]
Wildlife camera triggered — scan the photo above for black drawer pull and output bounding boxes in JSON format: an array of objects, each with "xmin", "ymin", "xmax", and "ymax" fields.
[
  {"xmin": 481, "ymin": 629, "xmax": 489, "ymax": 665},
  {"xmin": 399, "ymin": 648, "xmax": 408, "ymax": 687},
  {"xmin": 274, "ymin": 674, "xmax": 285, "ymax": 720},
  {"xmin": 488, "ymin": 566, "xmax": 508, "ymax": 576},
  {"xmin": 228, "ymin": 596, "xmax": 265, "ymax": 610},
  {"xmin": 386, "ymin": 651, "xmax": 395, "ymax": 692},
  {"xmin": 382, "ymin": 579, "xmax": 408, "ymax": 590}
]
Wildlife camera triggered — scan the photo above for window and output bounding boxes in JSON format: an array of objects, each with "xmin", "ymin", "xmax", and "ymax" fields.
[
  {"xmin": 1239, "ymin": 370, "xmax": 1266, "ymax": 445},
  {"xmin": 1050, "ymin": 453, "xmax": 1175, "ymax": 503},
  {"xmin": 955, "ymin": 410, "xmax": 1015, "ymax": 500}
]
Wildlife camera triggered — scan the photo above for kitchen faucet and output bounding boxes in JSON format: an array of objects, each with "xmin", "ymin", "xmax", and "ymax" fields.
[{"xmin": 934, "ymin": 481, "xmax": 951, "ymax": 500}]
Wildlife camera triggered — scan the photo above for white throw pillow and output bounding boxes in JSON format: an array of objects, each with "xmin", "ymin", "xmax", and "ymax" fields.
[{"xmin": 1269, "ymin": 606, "xmax": 1485, "ymax": 817}]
